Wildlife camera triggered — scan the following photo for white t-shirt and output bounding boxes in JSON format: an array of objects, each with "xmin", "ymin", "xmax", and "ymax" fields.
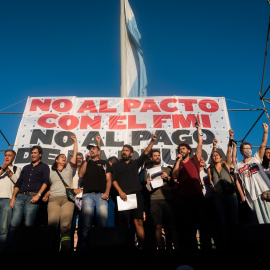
[
  {"xmin": 72, "ymin": 169, "xmax": 82, "ymax": 199},
  {"xmin": 235, "ymin": 152, "xmax": 270, "ymax": 208},
  {"xmin": 264, "ymin": 167, "xmax": 270, "ymax": 179},
  {"xmin": 200, "ymin": 170, "xmax": 212, "ymax": 198},
  {"xmin": 0, "ymin": 165, "xmax": 21, "ymax": 199}
]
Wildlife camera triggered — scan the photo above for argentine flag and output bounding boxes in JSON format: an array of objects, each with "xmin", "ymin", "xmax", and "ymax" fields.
[{"xmin": 124, "ymin": 0, "xmax": 147, "ymax": 97}]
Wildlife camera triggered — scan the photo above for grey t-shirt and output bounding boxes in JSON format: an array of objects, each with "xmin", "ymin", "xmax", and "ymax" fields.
[
  {"xmin": 49, "ymin": 162, "xmax": 75, "ymax": 197},
  {"xmin": 144, "ymin": 166, "xmax": 173, "ymax": 201}
]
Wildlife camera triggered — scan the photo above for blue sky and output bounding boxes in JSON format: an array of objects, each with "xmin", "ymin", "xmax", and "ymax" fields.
[{"xmin": 0, "ymin": 0, "xmax": 270, "ymax": 161}]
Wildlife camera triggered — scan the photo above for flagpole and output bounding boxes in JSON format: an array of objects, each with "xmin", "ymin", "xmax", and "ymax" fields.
[{"xmin": 120, "ymin": 0, "xmax": 127, "ymax": 97}]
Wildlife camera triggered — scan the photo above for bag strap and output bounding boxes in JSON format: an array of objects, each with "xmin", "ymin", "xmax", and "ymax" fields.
[
  {"xmin": 7, "ymin": 166, "xmax": 18, "ymax": 185},
  {"xmin": 213, "ymin": 163, "xmax": 234, "ymax": 183},
  {"xmin": 213, "ymin": 166, "xmax": 222, "ymax": 180},
  {"xmin": 214, "ymin": 164, "xmax": 230, "ymax": 180},
  {"xmin": 56, "ymin": 170, "xmax": 70, "ymax": 188},
  {"xmin": 190, "ymin": 157, "xmax": 204, "ymax": 189}
]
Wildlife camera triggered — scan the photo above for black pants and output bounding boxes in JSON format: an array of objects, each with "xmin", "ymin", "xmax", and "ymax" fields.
[{"xmin": 175, "ymin": 194, "xmax": 212, "ymax": 252}]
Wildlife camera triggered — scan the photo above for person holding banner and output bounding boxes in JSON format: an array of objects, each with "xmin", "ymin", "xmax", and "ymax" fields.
[
  {"xmin": 45, "ymin": 135, "xmax": 80, "ymax": 252},
  {"xmin": 111, "ymin": 133, "xmax": 157, "ymax": 250},
  {"xmin": 144, "ymin": 149, "xmax": 179, "ymax": 251},
  {"xmin": 172, "ymin": 124, "xmax": 211, "ymax": 252}
]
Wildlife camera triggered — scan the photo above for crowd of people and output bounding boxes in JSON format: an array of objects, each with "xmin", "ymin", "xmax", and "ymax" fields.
[{"xmin": 1, "ymin": 123, "xmax": 270, "ymax": 254}]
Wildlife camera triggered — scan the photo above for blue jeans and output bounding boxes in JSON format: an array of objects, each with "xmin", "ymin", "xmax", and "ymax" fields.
[
  {"xmin": 107, "ymin": 198, "xmax": 115, "ymax": 227},
  {"xmin": 5, "ymin": 194, "xmax": 40, "ymax": 250},
  {"xmin": 81, "ymin": 193, "xmax": 108, "ymax": 250},
  {"xmin": 0, "ymin": 198, "xmax": 12, "ymax": 251}
]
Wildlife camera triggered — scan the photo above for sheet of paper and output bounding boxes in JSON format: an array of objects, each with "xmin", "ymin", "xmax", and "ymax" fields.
[
  {"xmin": 117, "ymin": 194, "xmax": 137, "ymax": 211},
  {"xmin": 147, "ymin": 167, "xmax": 164, "ymax": 189}
]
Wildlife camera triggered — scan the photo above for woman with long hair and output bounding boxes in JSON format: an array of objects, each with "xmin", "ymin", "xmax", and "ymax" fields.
[
  {"xmin": 262, "ymin": 148, "xmax": 270, "ymax": 179},
  {"xmin": 43, "ymin": 135, "xmax": 81, "ymax": 252},
  {"xmin": 207, "ymin": 129, "xmax": 238, "ymax": 250}
]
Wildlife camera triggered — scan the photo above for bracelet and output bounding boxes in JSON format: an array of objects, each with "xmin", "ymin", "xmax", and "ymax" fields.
[{"xmin": 198, "ymin": 130, "xmax": 203, "ymax": 136}]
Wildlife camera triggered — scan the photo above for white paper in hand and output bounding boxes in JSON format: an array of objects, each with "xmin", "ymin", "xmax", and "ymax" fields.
[
  {"xmin": 147, "ymin": 167, "xmax": 164, "ymax": 189},
  {"xmin": 117, "ymin": 194, "xmax": 137, "ymax": 211}
]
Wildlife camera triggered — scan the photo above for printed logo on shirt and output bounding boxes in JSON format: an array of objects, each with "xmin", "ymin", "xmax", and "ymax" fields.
[
  {"xmin": 239, "ymin": 163, "xmax": 260, "ymax": 177},
  {"xmin": 238, "ymin": 164, "xmax": 249, "ymax": 174},
  {"xmin": 246, "ymin": 164, "xmax": 260, "ymax": 178}
]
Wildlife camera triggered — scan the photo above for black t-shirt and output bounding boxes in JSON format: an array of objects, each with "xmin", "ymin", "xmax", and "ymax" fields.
[
  {"xmin": 83, "ymin": 159, "xmax": 112, "ymax": 194},
  {"xmin": 112, "ymin": 153, "xmax": 147, "ymax": 194}
]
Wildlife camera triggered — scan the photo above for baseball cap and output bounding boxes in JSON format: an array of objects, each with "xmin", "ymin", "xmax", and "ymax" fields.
[{"xmin": 86, "ymin": 144, "xmax": 100, "ymax": 151}]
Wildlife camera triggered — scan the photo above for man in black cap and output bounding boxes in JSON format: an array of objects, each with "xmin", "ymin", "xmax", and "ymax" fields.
[{"xmin": 78, "ymin": 136, "xmax": 112, "ymax": 250}]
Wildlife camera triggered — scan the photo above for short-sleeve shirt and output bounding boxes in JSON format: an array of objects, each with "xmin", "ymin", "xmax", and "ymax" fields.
[
  {"xmin": 235, "ymin": 152, "xmax": 270, "ymax": 208},
  {"xmin": 83, "ymin": 159, "xmax": 112, "ymax": 194},
  {"xmin": 144, "ymin": 166, "xmax": 173, "ymax": 200},
  {"xmin": 50, "ymin": 161, "xmax": 75, "ymax": 197},
  {"xmin": 112, "ymin": 153, "xmax": 147, "ymax": 194},
  {"xmin": 176, "ymin": 155, "xmax": 203, "ymax": 195}
]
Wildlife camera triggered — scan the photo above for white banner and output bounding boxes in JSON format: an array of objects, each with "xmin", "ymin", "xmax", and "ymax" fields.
[{"xmin": 13, "ymin": 96, "xmax": 231, "ymax": 168}]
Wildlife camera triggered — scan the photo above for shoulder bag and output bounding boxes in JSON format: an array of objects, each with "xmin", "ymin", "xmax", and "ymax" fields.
[
  {"xmin": 213, "ymin": 164, "xmax": 236, "ymax": 196},
  {"xmin": 56, "ymin": 170, "xmax": 76, "ymax": 202}
]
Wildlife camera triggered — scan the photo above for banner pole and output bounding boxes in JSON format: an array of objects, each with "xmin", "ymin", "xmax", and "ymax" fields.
[{"xmin": 120, "ymin": 0, "xmax": 127, "ymax": 97}]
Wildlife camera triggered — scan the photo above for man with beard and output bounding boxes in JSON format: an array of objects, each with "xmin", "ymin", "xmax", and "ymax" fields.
[
  {"xmin": 112, "ymin": 134, "xmax": 157, "ymax": 250},
  {"xmin": 145, "ymin": 149, "xmax": 179, "ymax": 250},
  {"xmin": 78, "ymin": 141, "xmax": 112, "ymax": 250},
  {"xmin": 172, "ymin": 124, "xmax": 211, "ymax": 252}
]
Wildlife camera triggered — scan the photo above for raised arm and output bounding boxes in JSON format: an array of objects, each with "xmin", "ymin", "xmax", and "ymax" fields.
[
  {"xmin": 257, "ymin": 123, "xmax": 269, "ymax": 160},
  {"xmin": 69, "ymin": 135, "xmax": 78, "ymax": 164},
  {"xmin": 212, "ymin": 138, "xmax": 218, "ymax": 154},
  {"xmin": 224, "ymin": 129, "xmax": 234, "ymax": 168},
  {"xmin": 232, "ymin": 140, "xmax": 237, "ymax": 167},
  {"xmin": 143, "ymin": 134, "xmax": 157, "ymax": 156},
  {"xmin": 195, "ymin": 124, "xmax": 203, "ymax": 160},
  {"xmin": 96, "ymin": 135, "xmax": 101, "ymax": 158}
]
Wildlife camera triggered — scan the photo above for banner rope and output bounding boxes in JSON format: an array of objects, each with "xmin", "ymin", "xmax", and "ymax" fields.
[{"xmin": 0, "ymin": 98, "xmax": 27, "ymax": 112}]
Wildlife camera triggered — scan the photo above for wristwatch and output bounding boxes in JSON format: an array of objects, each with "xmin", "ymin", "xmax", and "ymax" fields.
[
  {"xmin": 37, "ymin": 193, "xmax": 41, "ymax": 197},
  {"xmin": 198, "ymin": 130, "xmax": 203, "ymax": 136}
]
